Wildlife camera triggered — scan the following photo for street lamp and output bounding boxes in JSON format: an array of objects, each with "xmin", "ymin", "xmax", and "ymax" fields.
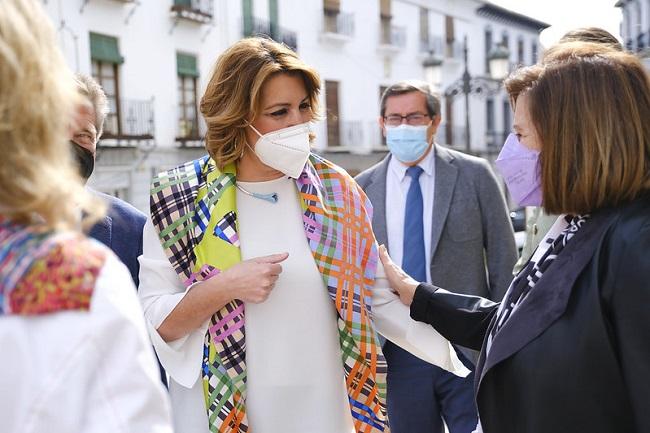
[{"xmin": 423, "ymin": 35, "xmax": 510, "ymax": 153}]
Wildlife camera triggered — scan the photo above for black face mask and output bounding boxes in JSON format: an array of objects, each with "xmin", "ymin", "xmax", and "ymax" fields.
[{"xmin": 70, "ymin": 141, "xmax": 95, "ymax": 181}]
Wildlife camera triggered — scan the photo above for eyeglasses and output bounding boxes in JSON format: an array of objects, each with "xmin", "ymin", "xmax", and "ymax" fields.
[{"xmin": 383, "ymin": 112, "xmax": 431, "ymax": 126}]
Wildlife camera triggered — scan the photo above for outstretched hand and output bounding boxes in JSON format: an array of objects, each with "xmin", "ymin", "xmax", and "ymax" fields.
[{"xmin": 379, "ymin": 245, "xmax": 419, "ymax": 306}]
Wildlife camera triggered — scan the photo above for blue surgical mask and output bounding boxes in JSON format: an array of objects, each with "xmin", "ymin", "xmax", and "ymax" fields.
[{"xmin": 385, "ymin": 124, "xmax": 431, "ymax": 164}]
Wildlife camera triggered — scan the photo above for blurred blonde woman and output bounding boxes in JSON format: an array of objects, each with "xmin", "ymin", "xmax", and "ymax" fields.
[
  {"xmin": 0, "ymin": 1, "xmax": 172, "ymax": 432},
  {"xmin": 138, "ymin": 37, "xmax": 468, "ymax": 433}
]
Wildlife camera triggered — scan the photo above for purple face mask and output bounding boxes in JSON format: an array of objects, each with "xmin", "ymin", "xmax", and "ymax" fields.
[{"xmin": 495, "ymin": 133, "xmax": 542, "ymax": 206}]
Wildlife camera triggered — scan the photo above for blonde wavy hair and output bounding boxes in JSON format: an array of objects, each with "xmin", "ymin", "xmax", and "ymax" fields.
[
  {"xmin": 0, "ymin": 0, "xmax": 103, "ymax": 231},
  {"xmin": 200, "ymin": 37, "xmax": 321, "ymax": 169}
]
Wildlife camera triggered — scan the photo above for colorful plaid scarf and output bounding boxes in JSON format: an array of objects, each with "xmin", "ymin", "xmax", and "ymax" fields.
[
  {"xmin": 0, "ymin": 220, "xmax": 104, "ymax": 315},
  {"xmin": 150, "ymin": 154, "xmax": 388, "ymax": 433}
]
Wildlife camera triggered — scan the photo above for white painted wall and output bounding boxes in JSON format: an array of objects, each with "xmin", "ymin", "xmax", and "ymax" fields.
[{"xmin": 42, "ymin": 0, "xmax": 544, "ymax": 211}]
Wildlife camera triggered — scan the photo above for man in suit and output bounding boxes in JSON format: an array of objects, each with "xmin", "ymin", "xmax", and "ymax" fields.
[
  {"xmin": 72, "ymin": 75, "xmax": 167, "ymax": 385},
  {"xmin": 71, "ymin": 74, "xmax": 146, "ymax": 286},
  {"xmin": 356, "ymin": 80, "xmax": 516, "ymax": 433}
]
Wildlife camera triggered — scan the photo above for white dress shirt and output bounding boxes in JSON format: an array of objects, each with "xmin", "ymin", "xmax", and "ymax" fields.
[
  {"xmin": 385, "ymin": 145, "xmax": 436, "ymax": 283},
  {"xmin": 138, "ymin": 174, "xmax": 468, "ymax": 433},
  {"xmin": 0, "ymin": 253, "xmax": 173, "ymax": 433}
]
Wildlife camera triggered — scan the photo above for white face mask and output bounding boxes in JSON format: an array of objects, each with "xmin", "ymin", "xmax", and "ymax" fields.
[{"xmin": 248, "ymin": 122, "xmax": 311, "ymax": 178}]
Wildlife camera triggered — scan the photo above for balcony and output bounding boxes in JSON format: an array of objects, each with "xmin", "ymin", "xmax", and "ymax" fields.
[
  {"xmin": 321, "ymin": 11, "xmax": 354, "ymax": 43},
  {"xmin": 243, "ymin": 17, "xmax": 298, "ymax": 52},
  {"xmin": 445, "ymin": 39, "xmax": 464, "ymax": 60},
  {"xmin": 419, "ymin": 35, "xmax": 444, "ymax": 56},
  {"xmin": 378, "ymin": 22, "xmax": 406, "ymax": 53},
  {"xmin": 340, "ymin": 121, "xmax": 364, "ymax": 148},
  {"xmin": 101, "ymin": 98, "xmax": 155, "ymax": 146},
  {"xmin": 170, "ymin": 0, "xmax": 213, "ymax": 24},
  {"xmin": 176, "ymin": 108, "xmax": 205, "ymax": 147}
]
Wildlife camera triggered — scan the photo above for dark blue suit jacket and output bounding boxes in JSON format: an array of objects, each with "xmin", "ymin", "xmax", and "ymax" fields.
[
  {"xmin": 89, "ymin": 191, "xmax": 146, "ymax": 286},
  {"xmin": 88, "ymin": 191, "xmax": 168, "ymax": 385}
]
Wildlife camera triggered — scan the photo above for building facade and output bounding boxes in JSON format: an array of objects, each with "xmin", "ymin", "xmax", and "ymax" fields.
[
  {"xmin": 43, "ymin": 0, "xmax": 547, "ymax": 212},
  {"xmin": 616, "ymin": 0, "xmax": 650, "ymax": 69}
]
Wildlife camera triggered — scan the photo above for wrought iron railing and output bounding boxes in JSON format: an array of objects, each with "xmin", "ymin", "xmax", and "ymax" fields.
[
  {"xmin": 171, "ymin": 0, "xmax": 213, "ymax": 22},
  {"xmin": 445, "ymin": 39, "xmax": 464, "ymax": 59},
  {"xmin": 176, "ymin": 106, "xmax": 206, "ymax": 146},
  {"xmin": 419, "ymin": 34, "xmax": 444, "ymax": 54},
  {"xmin": 323, "ymin": 11, "xmax": 354, "ymax": 37},
  {"xmin": 340, "ymin": 121, "xmax": 364, "ymax": 147},
  {"xmin": 379, "ymin": 22, "xmax": 406, "ymax": 47},
  {"xmin": 244, "ymin": 16, "xmax": 298, "ymax": 51},
  {"xmin": 102, "ymin": 98, "xmax": 155, "ymax": 141}
]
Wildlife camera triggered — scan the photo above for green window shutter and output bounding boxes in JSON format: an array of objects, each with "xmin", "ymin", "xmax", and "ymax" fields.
[
  {"xmin": 89, "ymin": 33, "xmax": 123, "ymax": 64},
  {"xmin": 243, "ymin": 0, "xmax": 254, "ymax": 36},
  {"xmin": 174, "ymin": 0, "xmax": 192, "ymax": 7},
  {"xmin": 177, "ymin": 53, "xmax": 199, "ymax": 77},
  {"xmin": 269, "ymin": 0, "xmax": 278, "ymax": 38}
]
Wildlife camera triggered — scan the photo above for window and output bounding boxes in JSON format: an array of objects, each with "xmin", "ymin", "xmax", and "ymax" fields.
[
  {"xmin": 503, "ymin": 99, "xmax": 511, "ymax": 142},
  {"xmin": 90, "ymin": 33, "xmax": 123, "ymax": 137},
  {"xmin": 531, "ymin": 41, "xmax": 538, "ymax": 63},
  {"xmin": 269, "ymin": 0, "xmax": 278, "ymax": 39},
  {"xmin": 485, "ymin": 27, "xmax": 493, "ymax": 73},
  {"xmin": 445, "ymin": 15, "xmax": 455, "ymax": 57},
  {"xmin": 380, "ymin": 0, "xmax": 391, "ymax": 18},
  {"xmin": 501, "ymin": 31, "xmax": 509, "ymax": 53},
  {"xmin": 380, "ymin": 0, "xmax": 392, "ymax": 44},
  {"xmin": 324, "ymin": 0, "xmax": 340, "ymax": 33},
  {"xmin": 445, "ymin": 97, "xmax": 454, "ymax": 146},
  {"xmin": 517, "ymin": 37, "xmax": 524, "ymax": 65},
  {"xmin": 325, "ymin": 80, "xmax": 340, "ymax": 147},
  {"xmin": 176, "ymin": 53, "xmax": 199, "ymax": 140},
  {"xmin": 486, "ymin": 98, "xmax": 496, "ymax": 148},
  {"xmin": 242, "ymin": 0, "xmax": 254, "ymax": 36},
  {"xmin": 420, "ymin": 7, "xmax": 429, "ymax": 47},
  {"xmin": 486, "ymin": 98, "xmax": 495, "ymax": 132}
]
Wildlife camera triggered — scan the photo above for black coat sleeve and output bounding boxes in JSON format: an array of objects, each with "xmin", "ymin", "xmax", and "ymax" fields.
[
  {"xmin": 410, "ymin": 283, "xmax": 500, "ymax": 351},
  {"xmin": 603, "ymin": 218, "xmax": 650, "ymax": 432}
]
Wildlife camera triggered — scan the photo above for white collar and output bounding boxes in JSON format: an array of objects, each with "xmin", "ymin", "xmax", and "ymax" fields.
[{"xmin": 388, "ymin": 143, "xmax": 436, "ymax": 182}]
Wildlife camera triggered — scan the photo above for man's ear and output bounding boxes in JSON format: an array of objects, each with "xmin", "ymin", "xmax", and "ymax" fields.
[{"xmin": 432, "ymin": 114, "xmax": 442, "ymax": 128}]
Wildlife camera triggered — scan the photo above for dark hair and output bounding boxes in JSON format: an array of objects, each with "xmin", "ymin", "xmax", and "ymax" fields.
[{"xmin": 380, "ymin": 80, "xmax": 440, "ymax": 118}]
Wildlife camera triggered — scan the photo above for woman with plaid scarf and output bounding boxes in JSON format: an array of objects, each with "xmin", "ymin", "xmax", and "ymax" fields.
[{"xmin": 138, "ymin": 37, "xmax": 469, "ymax": 433}]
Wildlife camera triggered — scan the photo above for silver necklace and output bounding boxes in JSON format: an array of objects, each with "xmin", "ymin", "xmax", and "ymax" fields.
[{"xmin": 235, "ymin": 182, "xmax": 279, "ymax": 204}]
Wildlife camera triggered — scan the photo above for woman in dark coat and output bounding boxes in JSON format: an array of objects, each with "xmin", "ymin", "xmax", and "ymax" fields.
[{"xmin": 379, "ymin": 42, "xmax": 650, "ymax": 433}]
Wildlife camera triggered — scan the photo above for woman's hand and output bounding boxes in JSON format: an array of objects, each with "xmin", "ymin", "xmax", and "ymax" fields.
[
  {"xmin": 379, "ymin": 245, "xmax": 419, "ymax": 306},
  {"xmin": 217, "ymin": 252, "xmax": 289, "ymax": 303}
]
